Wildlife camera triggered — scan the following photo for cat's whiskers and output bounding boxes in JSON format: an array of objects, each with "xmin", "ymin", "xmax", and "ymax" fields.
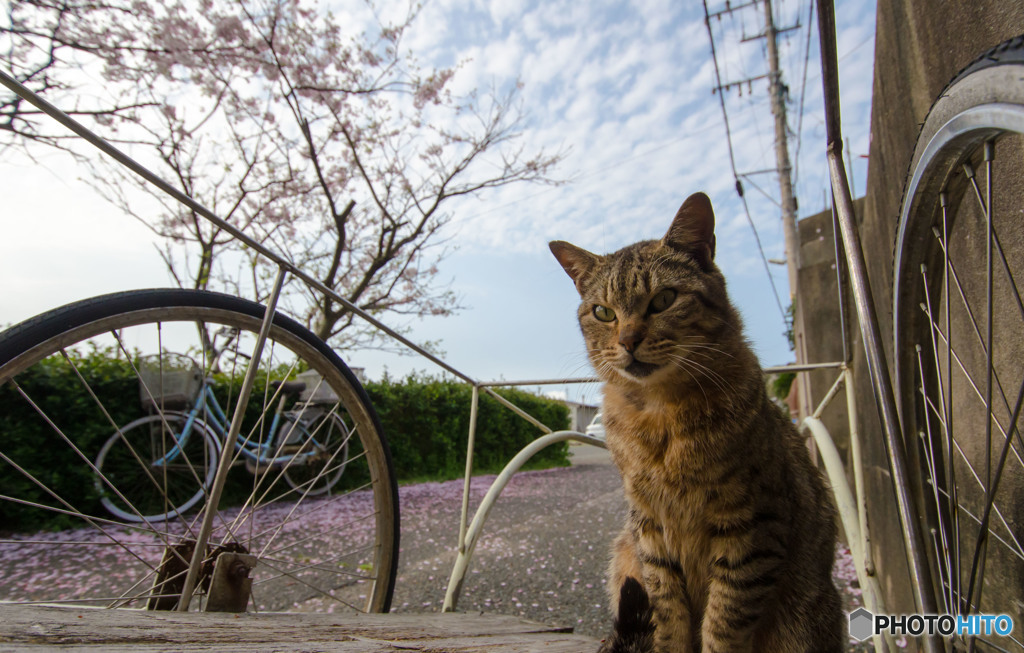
[
  {"xmin": 665, "ymin": 354, "xmax": 720, "ymax": 396},
  {"xmin": 671, "ymin": 341, "xmax": 735, "ymax": 361},
  {"xmin": 589, "ymin": 350, "xmax": 621, "ymax": 383},
  {"xmin": 558, "ymin": 350, "xmax": 599, "ymax": 377},
  {"xmin": 663, "ymin": 354, "xmax": 712, "ymax": 411},
  {"xmin": 665, "ymin": 352, "xmax": 734, "ymax": 398},
  {"xmin": 682, "ymin": 355, "xmax": 735, "ymax": 396}
]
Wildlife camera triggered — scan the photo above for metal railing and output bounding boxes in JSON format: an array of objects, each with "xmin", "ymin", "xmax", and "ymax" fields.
[{"xmin": 437, "ymin": 360, "xmax": 896, "ymax": 653}]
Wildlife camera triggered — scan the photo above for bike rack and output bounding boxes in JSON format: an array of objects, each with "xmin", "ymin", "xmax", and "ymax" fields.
[{"xmin": 794, "ymin": 363, "xmax": 895, "ymax": 653}]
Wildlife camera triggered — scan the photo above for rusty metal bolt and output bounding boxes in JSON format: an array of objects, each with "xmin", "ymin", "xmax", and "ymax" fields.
[{"xmin": 229, "ymin": 560, "xmax": 251, "ymax": 580}]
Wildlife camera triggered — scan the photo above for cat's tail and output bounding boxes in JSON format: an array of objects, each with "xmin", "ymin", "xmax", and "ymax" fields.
[{"xmin": 597, "ymin": 577, "xmax": 655, "ymax": 653}]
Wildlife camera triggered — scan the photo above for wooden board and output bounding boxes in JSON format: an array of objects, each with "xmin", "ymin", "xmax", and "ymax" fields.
[{"xmin": 0, "ymin": 604, "xmax": 599, "ymax": 652}]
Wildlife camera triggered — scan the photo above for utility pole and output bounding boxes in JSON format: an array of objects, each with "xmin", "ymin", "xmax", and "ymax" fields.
[
  {"xmin": 704, "ymin": 0, "xmax": 806, "ymax": 415},
  {"xmin": 704, "ymin": 0, "xmax": 801, "ymax": 304},
  {"xmin": 763, "ymin": 0, "xmax": 801, "ymax": 303}
]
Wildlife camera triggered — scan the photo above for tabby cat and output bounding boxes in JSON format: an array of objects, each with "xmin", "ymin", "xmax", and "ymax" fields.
[{"xmin": 550, "ymin": 192, "xmax": 843, "ymax": 652}]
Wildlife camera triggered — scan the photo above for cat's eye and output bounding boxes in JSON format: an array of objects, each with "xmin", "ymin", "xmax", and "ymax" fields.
[
  {"xmin": 648, "ymin": 288, "xmax": 677, "ymax": 314},
  {"xmin": 593, "ymin": 305, "xmax": 616, "ymax": 322}
]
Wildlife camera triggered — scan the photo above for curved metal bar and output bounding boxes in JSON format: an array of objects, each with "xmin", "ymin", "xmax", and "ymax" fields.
[
  {"xmin": 801, "ymin": 415, "xmax": 893, "ymax": 653},
  {"xmin": 442, "ymin": 430, "xmax": 607, "ymax": 612}
]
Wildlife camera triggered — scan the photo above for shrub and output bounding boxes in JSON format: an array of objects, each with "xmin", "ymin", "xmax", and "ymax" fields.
[{"xmin": 365, "ymin": 373, "xmax": 570, "ymax": 481}]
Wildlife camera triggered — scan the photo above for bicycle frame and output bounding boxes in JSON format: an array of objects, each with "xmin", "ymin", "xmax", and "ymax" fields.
[{"xmin": 153, "ymin": 381, "xmax": 327, "ymax": 469}]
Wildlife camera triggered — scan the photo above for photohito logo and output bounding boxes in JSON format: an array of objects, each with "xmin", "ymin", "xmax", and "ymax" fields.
[{"xmin": 849, "ymin": 608, "xmax": 1015, "ymax": 641}]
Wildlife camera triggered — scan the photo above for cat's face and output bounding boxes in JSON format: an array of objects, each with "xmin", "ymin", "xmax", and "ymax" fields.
[{"xmin": 550, "ymin": 193, "xmax": 731, "ymax": 389}]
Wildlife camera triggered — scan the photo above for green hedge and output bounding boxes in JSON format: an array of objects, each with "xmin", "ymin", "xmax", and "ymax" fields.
[
  {"xmin": 0, "ymin": 349, "xmax": 139, "ymax": 532},
  {"xmin": 367, "ymin": 373, "xmax": 571, "ymax": 481},
  {"xmin": 0, "ymin": 354, "xmax": 569, "ymax": 532}
]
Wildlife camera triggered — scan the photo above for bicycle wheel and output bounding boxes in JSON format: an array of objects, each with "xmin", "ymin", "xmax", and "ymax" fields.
[
  {"xmin": 281, "ymin": 411, "xmax": 350, "ymax": 497},
  {"xmin": 894, "ymin": 36, "xmax": 1024, "ymax": 649},
  {"xmin": 95, "ymin": 412, "xmax": 220, "ymax": 522},
  {"xmin": 0, "ymin": 289, "xmax": 399, "ymax": 613}
]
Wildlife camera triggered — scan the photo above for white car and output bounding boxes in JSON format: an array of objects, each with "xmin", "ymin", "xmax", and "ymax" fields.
[{"xmin": 585, "ymin": 412, "xmax": 606, "ymax": 440}]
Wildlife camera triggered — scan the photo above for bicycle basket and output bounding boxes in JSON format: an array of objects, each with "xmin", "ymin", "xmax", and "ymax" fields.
[
  {"xmin": 138, "ymin": 353, "xmax": 203, "ymax": 409},
  {"xmin": 295, "ymin": 370, "xmax": 338, "ymax": 403}
]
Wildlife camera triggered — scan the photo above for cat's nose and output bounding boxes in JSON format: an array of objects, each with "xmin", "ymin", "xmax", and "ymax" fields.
[{"xmin": 618, "ymin": 329, "xmax": 644, "ymax": 353}]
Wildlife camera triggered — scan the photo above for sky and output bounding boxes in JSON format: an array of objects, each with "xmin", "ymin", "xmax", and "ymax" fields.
[{"xmin": 0, "ymin": 0, "xmax": 876, "ymax": 408}]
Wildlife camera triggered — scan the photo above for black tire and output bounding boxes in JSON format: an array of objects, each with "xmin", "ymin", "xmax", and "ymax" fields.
[
  {"xmin": 894, "ymin": 36, "xmax": 1024, "ymax": 648},
  {"xmin": 0, "ymin": 289, "xmax": 398, "ymax": 613}
]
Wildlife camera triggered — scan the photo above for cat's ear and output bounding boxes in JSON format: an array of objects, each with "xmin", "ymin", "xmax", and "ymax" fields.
[
  {"xmin": 549, "ymin": 240, "xmax": 599, "ymax": 292},
  {"xmin": 662, "ymin": 192, "xmax": 716, "ymax": 270}
]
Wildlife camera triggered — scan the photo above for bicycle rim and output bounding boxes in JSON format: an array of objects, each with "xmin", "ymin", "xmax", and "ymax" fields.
[
  {"xmin": 94, "ymin": 412, "xmax": 219, "ymax": 522},
  {"xmin": 0, "ymin": 289, "xmax": 398, "ymax": 613},
  {"xmin": 894, "ymin": 49, "xmax": 1024, "ymax": 651}
]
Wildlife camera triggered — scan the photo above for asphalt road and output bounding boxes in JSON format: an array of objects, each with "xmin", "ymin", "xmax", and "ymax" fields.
[{"xmin": 390, "ymin": 442, "xmax": 624, "ymax": 640}]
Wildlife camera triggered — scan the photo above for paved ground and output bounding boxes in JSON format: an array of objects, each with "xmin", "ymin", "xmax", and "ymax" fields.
[
  {"xmin": 391, "ymin": 441, "xmax": 870, "ymax": 649},
  {"xmin": 390, "ymin": 442, "xmax": 623, "ymax": 640}
]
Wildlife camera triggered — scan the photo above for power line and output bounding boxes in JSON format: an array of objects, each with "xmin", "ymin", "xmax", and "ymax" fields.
[
  {"xmin": 702, "ymin": 0, "xmax": 789, "ymax": 329},
  {"xmin": 791, "ymin": 0, "xmax": 815, "ymax": 193}
]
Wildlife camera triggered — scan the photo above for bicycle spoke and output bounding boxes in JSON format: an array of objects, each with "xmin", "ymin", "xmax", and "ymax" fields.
[
  {"xmin": 928, "ymin": 481, "xmax": 1024, "ymax": 566},
  {"xmin": 920, "ymin": 391, "xmax": 1024, "ymax": 563},
  {"xmin": 929, "ymin": 230, "xmax": 1021, "ymax": 460},
  {"xmin": 962, "ymin": 161, "xmax": 1024, "ymax": 324},
  {"xmin": 939, "ymin": 191, "xmax": 963, "ymax": 617},
  {"xmin": 916, "ymin": 342, "xmax": 954, "ymax": 612},
  {"xmin": 237, "ymin": 477, "xmax": 375, "ymax": 558},
  {"xmin": 256, "ymin": 549, "xmax": 378, "ymax": 584},
  {"xmin": 921, "ymin": 303, "xmax": 1024, "ymax": 473},
  {"xmin": 253, "ymin": 557, "xmax": 365, "ymax": 612},
  {"xmin": 973, "ymin": 633, "xmax": 1024, "ymax": 653},
  {"xmin": 917, "ymin": 161, "xmax": 1024, "ymax": 626},
  {"xmin": 261, "ymin": 508, "xmax": 377, "ymax": 561},
  {"xmin": 225, "ymin": 446, "xmax": 368, "ymax": 546},
  {"xmin": 9, "ymin": 380, "xmax": 185, "ymax": 532},
  {"xmin": 60, "ymin": 349, "xmax": 192, "ymax": 535},
  {"xmin": 114, "ymin": 331, "xmax": 213, "ymax": 506}
]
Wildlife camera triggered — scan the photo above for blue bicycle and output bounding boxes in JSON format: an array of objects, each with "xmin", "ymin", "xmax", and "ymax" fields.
[{"xmin": 93, "ymin": 337, "xmax": 352, "ymax": 523}]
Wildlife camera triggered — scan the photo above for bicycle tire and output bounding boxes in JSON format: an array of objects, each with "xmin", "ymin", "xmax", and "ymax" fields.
[
  {"xmin": 893, "ymin": 35, "xmax": 1024, "ymax": 648},
  {"xmin": 94, "ymin": 411, "xmax": 220, "ymax": 522},
  {"xmin": 0, "ymin": 288, "xmax": 399, "ymax": 613}
]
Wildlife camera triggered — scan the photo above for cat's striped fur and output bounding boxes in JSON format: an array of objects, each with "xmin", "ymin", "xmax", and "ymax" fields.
[{"xmin": 551, "ymin": 193, "xmax": 844, "ymax": 652}]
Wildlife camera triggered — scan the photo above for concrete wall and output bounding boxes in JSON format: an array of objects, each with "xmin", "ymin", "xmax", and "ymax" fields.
[
  {"xmin": 799, "ymin": 0, "xmax": 1024, "ymax": 628},
  {"xmin": 794, "ymin": 201, "xmax": 859, "ymax": 465}
]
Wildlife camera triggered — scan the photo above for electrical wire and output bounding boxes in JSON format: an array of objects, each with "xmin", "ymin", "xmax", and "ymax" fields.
[
  {"xmin": 791, "ymin": 0, "xmax": 815, "ymax": 195},
  {"xmin": 702, "ymin": 0, "xmax": 789, "ymax": 329}
]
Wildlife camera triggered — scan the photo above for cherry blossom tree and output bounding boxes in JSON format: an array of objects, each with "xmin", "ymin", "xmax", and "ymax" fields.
[
  {"xmin": 3, "ymin": 0, "xmax": 563, "ymax": 350},
  {"xmin": 1, "ymin": 0, "xmax": 158, "ymax": 152}
]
